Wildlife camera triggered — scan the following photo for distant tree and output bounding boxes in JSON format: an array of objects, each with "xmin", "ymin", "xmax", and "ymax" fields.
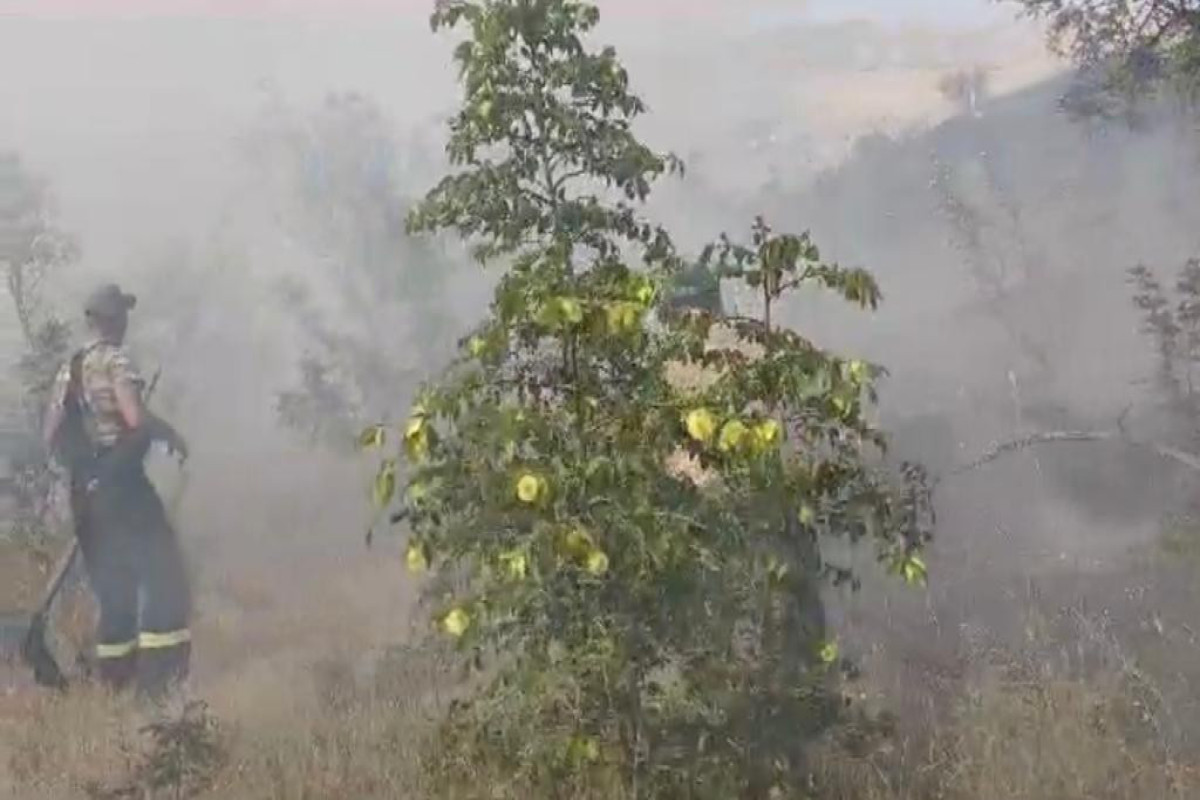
[
  {"xmin": 1128, "ymin": 260, "xmax": 1200, "ymax": 446},
  {"xmin": 1010, "ymin": 0, "xmax": 1200, "ymax": 117},
  {"xmin": 937, "ymin": 66, "xmax": 991, "ymax": 117},
  {"xmin": 928, "ymin": 149, "xmax": 1053, "ymax": 390},
  {"xmin": 240, "ymin": 91, "xmax": 470, "ymax": 451},
  {"xmin": 0, "ymin": 153, "xmax": 76, "ymax": 539}
]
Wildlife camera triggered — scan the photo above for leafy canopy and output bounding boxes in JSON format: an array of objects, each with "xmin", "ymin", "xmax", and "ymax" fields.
[
  {"xmin": 1011, "ymin": 0, "xmax": 1200, "ymax": 114},
  {"xmin": 362, "ymin": 1, "xmax": 933, "ymax": 797}
]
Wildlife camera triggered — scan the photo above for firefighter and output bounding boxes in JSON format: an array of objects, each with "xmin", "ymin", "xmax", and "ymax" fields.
[{"xmin": 42, "ymin": 283, "xmax": 193, "ymax": 698}]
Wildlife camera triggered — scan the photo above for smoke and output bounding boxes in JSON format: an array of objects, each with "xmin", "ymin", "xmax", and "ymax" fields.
[{"xmin": 3, "ymin": 2, "xmax": 1196, "ymax": 698}]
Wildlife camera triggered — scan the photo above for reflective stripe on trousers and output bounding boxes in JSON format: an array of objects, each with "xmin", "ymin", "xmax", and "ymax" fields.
[
  {"xmin": 139, "ymin": 629, "xmax": 191, "ymax": 650},
  {"xmin": 95, "ymin": 629, "xmax": 191, "ymax": 658}
]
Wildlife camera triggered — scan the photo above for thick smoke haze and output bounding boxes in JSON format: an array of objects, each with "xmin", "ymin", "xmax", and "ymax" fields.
[
  {"xmin": 6, "ymin": 0, "xmax": 1196, "ymax": 728},
  {"xmin": 0, "ymin": 1, "xmax": 1056, "ymax": 579}
]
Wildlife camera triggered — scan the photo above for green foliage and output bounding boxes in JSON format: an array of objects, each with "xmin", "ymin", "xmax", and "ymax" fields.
[
  {"xmin": 661, "ymin": 260, "xmax": 723, "ymax": 317},
  {"xmin": 364, "ymin": 2, "xmax": 933, "ymax": 797},
  {"xmin": 85, "ymin": 701, "xmax": 226, "ymax": 800},
  {"xmin": 406, "ymin": 0, "xmax": 681, "ymax": 264},
  {"xmin": 1011, "ymin": 0, "xmax": 1200, "ymax": 118}
]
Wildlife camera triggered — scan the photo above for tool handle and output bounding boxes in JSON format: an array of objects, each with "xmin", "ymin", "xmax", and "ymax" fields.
[{"xmin": 34, "ymin": 541, "xmax": 78, "ymax": 619}]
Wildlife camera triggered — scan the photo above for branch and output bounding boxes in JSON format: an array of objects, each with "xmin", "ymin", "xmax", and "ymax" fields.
[{"xmin": 934, "ymin": 422, "xmax": 1200, "ymax": 495}]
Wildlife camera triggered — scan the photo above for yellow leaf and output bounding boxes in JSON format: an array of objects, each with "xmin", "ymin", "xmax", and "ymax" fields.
[
  {"xmin": 441, "ymin": 607, "xmax": 470, "ymax": 638},
  {"xmin": 467, "ymin": 336, "xmax": 487, "ymax": 357},
  {"xmin": 585, "ymin": 549, "xmax": 609, "ymax": 576},
  {"xmin": 516, "ymin": 473, "xmax": 545, "ymax": 504},
  {"xmin": 818, "ymin": 640, "xmax": 839, "ymax": 664},
  {"xmin": 567, "ymin": 736, "xmax": 600, "ymax": 763},
  {"xmin": 798, "ymin": 504, "xmax": 816, "ymax": 527},
  {"xmin": 372, "ymin": 460, "xmax": 397, "ymax": 510},
  {"xmin": 405, "ymin": 426, "xmax": 430, "ymax": 462},
  {"xmin": 605, "ymin": 301, "xmax": 641, "ymax": 334},
  {"xmin": 634, "ymin": 281, "xmax": 656, "ymax": 306},
  {"xmin": 846, "ymin": 359, "xmax": 869, "ymax": 384},
  {"xmin": 901, "ymin": 554, "xmax": 928, "ymax": 587},
  {"xmin": 684, "ymin": 408, "xmax": 718, "ymax": 443},
  {"xmin": 557, "ymin": 297, "xmax": 584, "ymax": 325},
  {"xmin": 604, "ymin": 303, "xmax": 622, "ymax": 332},
  {"xmin": 563, "ymin": 527, "xmax": 594, "ymax": 557},
  {"xmin": 357, "ymin": 424, "xmax": 385, "ymax": 450},
  {"xmin": 406, "ymin": 542, "xmax": 429, "ymax": 574},
  {"xmin": 718, "ymin": 419, "xmax": 749, "ymax": 453},
  {"xmin": 406, "ymin": 481, "xmax": 428, "ymax": 502},
  {"xmin": 766, "ymin": 555, "xmax": 789, "ymax": 583},
  {"xmin": 405, "ymin": 416, "xmax": 426, "ymax": 439},
  {"xmin": 755, "ymin": 419, "xmax": 782, "ymax": 448},
  {"xmin": 621, "ymin": 304, "xmax": 641, "ymax": 330},
  {"xmin": 499, "ymin": 550, "xmax": 528, "ymax": 580}
]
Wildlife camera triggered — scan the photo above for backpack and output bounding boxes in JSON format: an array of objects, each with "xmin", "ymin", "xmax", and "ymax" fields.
[{"xmin": 48, "ymin": 347, "xmax": 99, "ymax": 480}]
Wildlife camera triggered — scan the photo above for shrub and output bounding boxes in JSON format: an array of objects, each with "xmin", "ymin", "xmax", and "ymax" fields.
[{"xmin": 362, "ymin": 2, "xmax": 933, "ymax": 797}]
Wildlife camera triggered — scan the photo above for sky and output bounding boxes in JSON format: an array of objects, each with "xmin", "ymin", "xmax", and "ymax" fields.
[
  {"xmin": 0, "ymin": 0, "xmax": 1043, "ymax": 291},
  {"xmin": 806, "ymin": 0, "xmax": 1014, "ymax": 28},
  {"xmin": 0, "ymin": 0, "xmax": 1019, "ymax": 28}
]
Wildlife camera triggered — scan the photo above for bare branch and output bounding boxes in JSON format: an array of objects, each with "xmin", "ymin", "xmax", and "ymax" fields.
[{"xmin": 935, "ymin": 424, "xmax": 1200, "ymax": 495}]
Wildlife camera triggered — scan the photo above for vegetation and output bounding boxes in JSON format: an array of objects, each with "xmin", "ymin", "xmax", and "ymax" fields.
[
  {"xmin": 84, "ymin": 702, "xmax": 226, "ymax": 800},
  {"xmin": 356, "ymin": 2, "xmax": 932, "ymax": 797},
  {"xmin": 0, "ymin": 152, "xmax": 76, "ymax": 543},
  {"xmin": 9, "ymin": 6, "xmax": 1200, "ymax": 800},
  {"xmin": 1011, "ymin": 0, "xmax": 1200, "ymax": 120},
  {"xmin": 1128, "ymin": 259, "xmax": 1200, "ymax": 446},
  {"xmin": 239, "ymin": 91, "xmax": 469, "ymax": 451},
  {"xmin": 1013, "ymin": 0, "xmax": 1200, "ymax": 509},
  {"xmin": 5, "ymin": 594, "xmax": 1198, "ymax": 800},
  {"xmin": 936, "ymin": 67, "xmax": 990, "ymax": 117}
]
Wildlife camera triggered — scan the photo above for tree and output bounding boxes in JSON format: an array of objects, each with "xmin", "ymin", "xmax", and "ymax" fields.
[
  {"xmin": 363, "ymin": 2, "xmax": 933, "ymax": 797},
  {"xmin": 937, "ymin": 66, "xmax": 991, "ymax": 117},
  {"xmin": 1010, "ymin": 0, "xmax": 1200, "ymax": 116},
  {"xmin": 928, "ymin": 145, "xmax": 1053, "ymax": 391},
  {"xmin": 1128, "ymin": 260, "xmax": 1200, "ymax": 447},
  {"xmin": 238, "ymin": 91, "xmax": 469, "ymax": 451},
  {"xmin": 0, "ymin": 153, "xmax": 76, "ymax": 540}
]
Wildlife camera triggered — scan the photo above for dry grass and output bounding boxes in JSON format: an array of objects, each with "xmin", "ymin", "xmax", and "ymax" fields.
[
  {"xmin": 1, "ymin": 547, "xmax": 455, "ymax": 799},
  {"xmin": 5, "ymin": 543, "xmax": 1200, "ymax": 800},
  {"xmin": 816, "ymin": 666, "xmax": 1200, "ymax": 799},
  {"xmin": 813, "ymin": 595, "xmax": 1200, "ymax": 800},
  {"xmin": 0, "ymin": 539, "xmax": 60, "ymax": 611},
  {"xmin": 4, "ymin": 342, "xmax": 1200, "ymax": 797},
  {"xmin": 1, "ymin": 649, "xmax": 450, "ymax": 799}
]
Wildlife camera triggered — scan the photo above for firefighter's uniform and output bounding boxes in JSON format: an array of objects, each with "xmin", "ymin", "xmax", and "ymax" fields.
[{"xmin": 49, "ymin": 338, "xmax": 192, "ymax": 695}]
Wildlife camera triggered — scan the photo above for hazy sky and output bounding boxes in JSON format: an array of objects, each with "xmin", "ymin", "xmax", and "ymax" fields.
[
  {"xmin": 0, "ymin": 0, "xmax": 1019, "ymax": 27},
  {"xmin": 0, "ymin": 0, "xmax": 1041, "ymax": 291},
  {"xmin": 806, "ymin": 0, "xmax": 1013, "ymax": 27}
]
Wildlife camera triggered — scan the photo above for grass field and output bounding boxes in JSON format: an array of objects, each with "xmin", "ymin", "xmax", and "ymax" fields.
[{"xmin": 5, "ymin": 546, "xmax": 1200, "ymax": 799}]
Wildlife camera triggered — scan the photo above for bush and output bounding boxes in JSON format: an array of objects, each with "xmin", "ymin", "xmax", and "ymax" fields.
[{"xmin": 361, "ymin": 2, "xmax": 933, "ymax": 797}]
